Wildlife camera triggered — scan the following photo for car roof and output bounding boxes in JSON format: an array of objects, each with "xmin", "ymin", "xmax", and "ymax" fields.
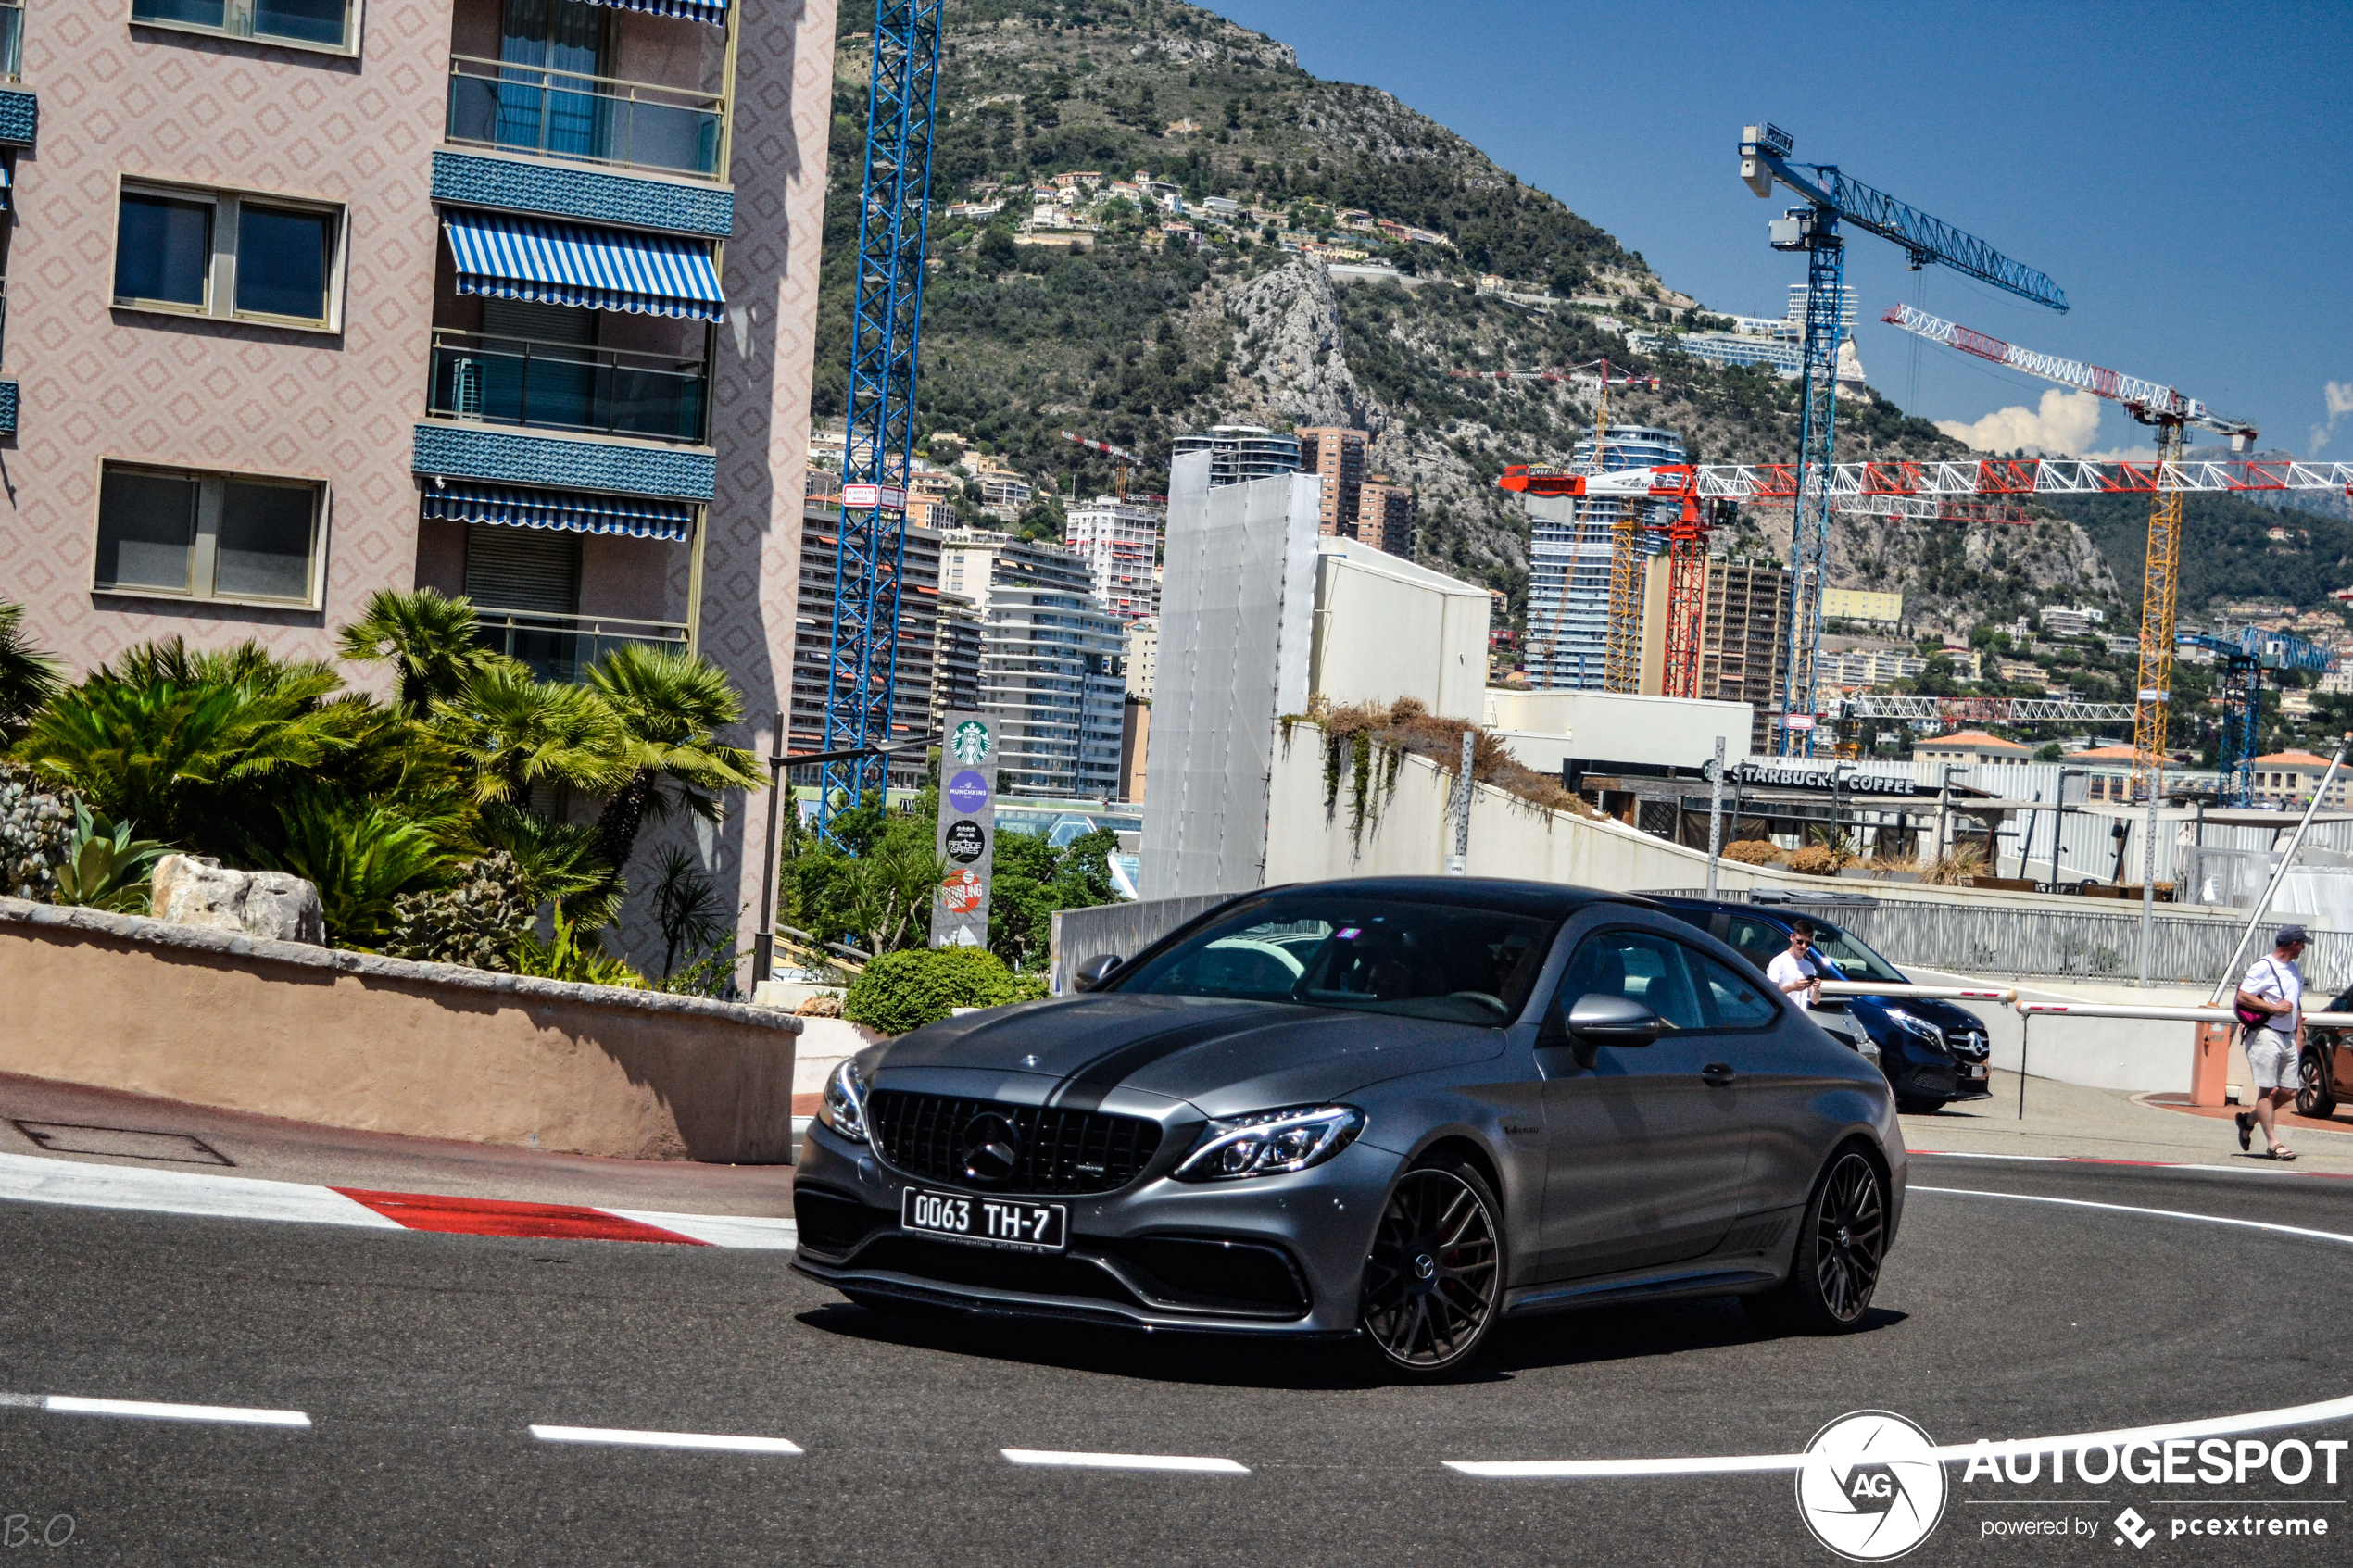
[{"xmin": 1251, "ymin": 877, "xmax": 1643, "ymax": 920}]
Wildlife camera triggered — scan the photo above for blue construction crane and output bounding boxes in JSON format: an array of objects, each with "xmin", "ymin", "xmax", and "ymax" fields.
[
  {"xmin": 818, "ymin": 0, "xmax": 945, "ymax": 842},
  {"xmin": 2178, "ymin": 627, "xmax": 2337, "ymax": 805},
  {"xmin": 1737, "ymin": 123, "xmax": 2067, "ymax": 757}
]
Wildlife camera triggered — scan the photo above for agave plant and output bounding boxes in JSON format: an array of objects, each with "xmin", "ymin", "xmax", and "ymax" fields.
[{"xmin": 50, "ymin": 803, "xmax": 172, "ymax": 913}]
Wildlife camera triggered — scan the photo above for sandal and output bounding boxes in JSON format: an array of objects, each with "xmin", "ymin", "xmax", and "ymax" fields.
[
  {"xmin": 2236, "ymin": 1112, "xmax": 2254, "ymax": 1152},
  {"xmin": 2269, "ymin": 1147, "xmax": 2298, "ymax": 1162}
]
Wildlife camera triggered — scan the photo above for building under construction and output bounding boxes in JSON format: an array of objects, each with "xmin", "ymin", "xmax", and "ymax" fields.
[{"xmin": 1521, "ymin": 425, "xmax": 1685, "ymax": 690}]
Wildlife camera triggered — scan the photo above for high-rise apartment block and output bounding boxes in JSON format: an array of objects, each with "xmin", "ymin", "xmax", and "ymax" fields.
[
  {"xmin": 1170, "ymin": 424, "xmax": 1302, "ymax": 486},
  {"xmin": 1295, "ymin": 427, "xmax": 1367, "ymax": 538},
  {"xmin": 1521, "ymin": 425, "xmax": 1686, "ymax": 690},
  {"xmin": 928, "ymin": 593, "xmax": 986, "ymax": 736},
  {"xmin": 1124, "ymin": 618, "xmax": 1158, "ymax": 700},
  {"xmin": 1063, "ymin": 495, "xmax": 1161, "ymax": 621},
  {"xmin": 1698, "ymin": 559, "xmax": 1791, "ymax": 754},
  {"xmin": 939, "ymin": 532, "xmax": 1125, "ymax": 798},
  {"xmin": 1355, "ymin": 477, "xmax": 1416, "ymax": 557},
  {"xmin": 789, "ymin": 505, "xmax": 941, "ymax": 789},
  {"xmin": 0, "ymin": 0, "xmax": 833, "ymax": 947}
]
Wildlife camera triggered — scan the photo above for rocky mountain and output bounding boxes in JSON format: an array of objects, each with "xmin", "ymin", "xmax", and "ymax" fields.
[{"xmin": 814, "ymin": 0, "xmax": 2123, "ymax": 636}]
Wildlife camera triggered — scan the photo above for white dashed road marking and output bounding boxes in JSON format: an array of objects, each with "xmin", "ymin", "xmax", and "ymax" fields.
[
  {"xmin": 1002, "ymin": 1449, "xmax": 1251, "ymax": 1474},
  {"xmin": 529, "ymin": 1425, "xmax": 805, "ymax": 1455},
  {"xmin": 38, "ymin": 1396, "xmax": 311, "ymax": 1427}
]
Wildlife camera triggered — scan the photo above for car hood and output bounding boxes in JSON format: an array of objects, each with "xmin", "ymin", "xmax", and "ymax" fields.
[
  {"xmin": 874, "ymin": 992, "xmax": 1504, "ymax": 1113},
  {"xmin": 1851, "ymin": 995, "xmax": 1985, "ymax": 1034}
]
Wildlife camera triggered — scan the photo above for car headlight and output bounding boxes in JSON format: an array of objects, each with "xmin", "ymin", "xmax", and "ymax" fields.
[
  {"xmin": 1889, "ymin": 1010, "xmax": 1944, "ymax": 1047},
  {"xmin": 816, "ymin": 1060, "xmax": 869, "ymax": 1144},
  {"xmin": 1173, "ymin": 1105, "xmax": 1364, "ymax": 1182}
]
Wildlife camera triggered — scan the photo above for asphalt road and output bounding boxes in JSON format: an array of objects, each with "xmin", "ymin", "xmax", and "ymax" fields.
[{"xmin": 3, "ymin": 1156, "xmax": 2349, "ymax": 1566}]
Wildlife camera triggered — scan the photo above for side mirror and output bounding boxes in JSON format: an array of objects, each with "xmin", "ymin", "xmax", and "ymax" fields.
[
  {"xmin": 1073, "ymin": 953, "xmax": 1124, "ymax": 992},
  {"xmin": 1567, "ymin": 993, "xmax": 1667, "ymax": 1048}
]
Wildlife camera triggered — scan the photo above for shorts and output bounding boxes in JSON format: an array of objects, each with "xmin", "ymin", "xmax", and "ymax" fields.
[{"xmin": 2246, "ymin": 1033, "xmax": 2300, "ymax": 1092}]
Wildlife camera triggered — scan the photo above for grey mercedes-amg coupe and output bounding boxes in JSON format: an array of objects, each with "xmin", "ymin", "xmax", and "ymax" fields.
[{"xmin": 792, "ymin": 877, "xmax": 1905, "ymax": 1375}]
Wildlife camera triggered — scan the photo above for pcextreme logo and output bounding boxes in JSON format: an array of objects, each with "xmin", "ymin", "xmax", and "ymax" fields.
[{"xmin": 1797, "ymin": 1411, "xmax": 1949, "ymax": 1562}]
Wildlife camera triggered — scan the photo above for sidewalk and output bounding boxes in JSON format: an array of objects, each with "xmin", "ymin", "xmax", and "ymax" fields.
[
  {"xmin": 0, "ymin": 1072, "xmax": 796, "ymax": 1216},
  {"xmin": 1902, "ymin": 1069, "xmax": 2353, "ymax": 1175}
]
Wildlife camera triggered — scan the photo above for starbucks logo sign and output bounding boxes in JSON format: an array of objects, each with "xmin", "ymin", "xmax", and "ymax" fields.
[{"xmin": 950, "ymin": 721, "xmax": 992, "ymax": 767}]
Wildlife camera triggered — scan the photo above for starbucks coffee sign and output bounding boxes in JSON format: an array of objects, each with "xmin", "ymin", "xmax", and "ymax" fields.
[{"xmin": 931, "ymin": 712, "xmax": 996, "ymax": 948}]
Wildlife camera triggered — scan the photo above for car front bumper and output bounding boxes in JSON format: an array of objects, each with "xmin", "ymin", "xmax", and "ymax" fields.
[{"xmin": 790, "ymin": 1121, "xmax": 1399, "ymax": 1336}]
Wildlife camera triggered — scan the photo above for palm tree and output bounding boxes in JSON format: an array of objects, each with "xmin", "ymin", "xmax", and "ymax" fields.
[
  {"xmin": 0, "ymin": 601, "xmax": 63, "ymax": 740},
  {"xmin": 337, "ymin": 588, "xmax": 517, "ymax": 718},
  {"xmin": 432, "ymin": 663, "xmax": 632, "ymax": 808},
  {"xmin": 10, "ymin": 639, "xmax": 366, "ymax": 851},
  {"xmin": 583, "ymin": 646, "xmax": 763, "ymax": 891}
]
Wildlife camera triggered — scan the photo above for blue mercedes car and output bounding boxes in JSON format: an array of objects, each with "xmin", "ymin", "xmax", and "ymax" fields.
[{"xmin": 1646, "ymin": 897, "xmax": 1993, "ymax": 1114}]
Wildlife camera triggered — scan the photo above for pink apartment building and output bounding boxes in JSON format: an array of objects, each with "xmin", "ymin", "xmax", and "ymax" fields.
[{"xmin": 0, "ymin": 0, "xmax": 837, "ymax": 952}]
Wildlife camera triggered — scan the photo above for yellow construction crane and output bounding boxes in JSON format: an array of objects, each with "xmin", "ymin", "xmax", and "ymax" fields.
[{"xmin": 1582, "ymin": 359, "xmax": 1659, "ymax": 692}]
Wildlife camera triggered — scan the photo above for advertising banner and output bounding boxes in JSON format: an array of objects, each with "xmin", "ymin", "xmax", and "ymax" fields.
[{"xmin": 930, "ymin": 712, "xmax": 995, "ymax": 948}]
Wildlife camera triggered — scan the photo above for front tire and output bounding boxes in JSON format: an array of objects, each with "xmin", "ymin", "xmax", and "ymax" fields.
[
  {"xmin": 1359, "ymin": 1158, "xmax": 1505, "ymax": 1377},
  {"xmin": 2296, "ymin": 1048, "xmax": 2336, "ymax": 1119},
  {"xmin": 1745, "ymin": 1148, "xmax": 1887, "ymax": 1335}
]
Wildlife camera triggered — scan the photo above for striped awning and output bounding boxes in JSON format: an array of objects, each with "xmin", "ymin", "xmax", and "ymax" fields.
[
  {"xmin": 443, "ymin": 210, "xmax": 724, "ymax": 321},
  {"xmin": 422, "ymin": 482, "xmax": 696, "ymax": 542},
  {"xmin": 580, "ymin": 0, "xmax": 726, "ymax": 23}
]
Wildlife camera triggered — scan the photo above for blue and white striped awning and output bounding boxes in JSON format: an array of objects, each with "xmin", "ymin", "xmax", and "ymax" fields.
[
  {"xmin": 443, "ymin": 210, "xmax": 724, "ymax": 322},
  {"xmin": 580, "ymin": 0, "xmax": 726, "ymax": 24},
  {"xmin": 422, "ymin": 482, "xmax": 697, "ymax": 542}
]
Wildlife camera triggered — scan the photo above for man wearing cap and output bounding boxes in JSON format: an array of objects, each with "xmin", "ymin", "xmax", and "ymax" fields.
[{"xmin": 2234, "ymin": 925, "xmax": 2309, "ymax": 1161}]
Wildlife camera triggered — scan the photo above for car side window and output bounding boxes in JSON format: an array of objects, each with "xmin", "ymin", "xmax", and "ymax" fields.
[
  {"xmin": 1555, "ymin": 929, "xmax": 1707, "ymax": 1032},
  {"xmin": 1689, "ymin": 947, "xmax": 1780, "ymax": 1031},
  {"xmin": 1729, "ymin": 917, "xmax": 1784, "ymax": 973}
]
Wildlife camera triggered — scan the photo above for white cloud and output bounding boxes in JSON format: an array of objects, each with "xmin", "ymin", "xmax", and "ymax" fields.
[
  {"xmin": 1934, "ymin": 389, "xmax": 2106, "ymax": 457},
  {"xmin": 2311, "ymin": 381, "xmax": 2353, "ymax": 454}
]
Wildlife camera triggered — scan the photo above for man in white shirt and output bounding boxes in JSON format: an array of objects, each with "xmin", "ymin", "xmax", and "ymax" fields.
[
  {"xmin": 1768, "ymin": 920, "xmax": 1836, "ymax": 1010},
  {"xmin": 2234, "ymin": 924, "xmax": 2308, "ymax": 1161}
]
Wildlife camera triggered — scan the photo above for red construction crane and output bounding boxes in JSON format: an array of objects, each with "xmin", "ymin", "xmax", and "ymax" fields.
[{"xmin": 1060, "ymin": 429, "xmax": 1143, "ymax": 501}]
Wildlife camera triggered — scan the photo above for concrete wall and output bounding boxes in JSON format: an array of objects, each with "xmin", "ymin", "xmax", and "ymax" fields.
[
  {"xmin": 1307, "ymin": 539, "xmax": 1490, "ymax": 721},
  {"xmin": 0, "ymin": 899, "xmax": 800, "ymax": 1163},
  {"xmin": 1480, "ymin": 688, "xmax": 1756, "ymax": 778}
]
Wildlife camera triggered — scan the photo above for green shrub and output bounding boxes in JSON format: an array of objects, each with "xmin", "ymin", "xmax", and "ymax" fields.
[
  {"xmin": 386, "ymin": 852, "xmax": 533, "ymax": 971},
  {"xmin": 843, "ymin": 947, "xmax": 1025, "ymax": 1035}
]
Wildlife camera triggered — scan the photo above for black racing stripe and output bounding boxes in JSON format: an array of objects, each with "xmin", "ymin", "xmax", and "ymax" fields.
[{"xmin": 1043, "ymin": 1015, "xmax": 1274, "ymax": 1113}]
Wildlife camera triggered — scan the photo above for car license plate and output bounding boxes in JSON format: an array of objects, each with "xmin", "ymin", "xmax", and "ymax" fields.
[
  {"xmin": 1965, "ymin": 1062, "xmax": 1988, "ymax": 1080},
  {"xmin": 900, "ymin": 1187, "xmax": 1067, "ymax": 1252}
]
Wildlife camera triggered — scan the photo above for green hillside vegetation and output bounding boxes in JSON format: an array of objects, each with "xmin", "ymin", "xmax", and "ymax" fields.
[{"xmin": 2043, "ymin": 490, "xmax": 2353, "ymax": 621}]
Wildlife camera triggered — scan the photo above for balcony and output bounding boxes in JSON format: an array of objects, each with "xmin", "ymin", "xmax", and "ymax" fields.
[
  {"xmin": 475, "ymin": 607, "xmax": 688, "ymax": 684},
  {"xmin": 447, "ymin": 56, "xmax": 724, "ymax": 181},
  {"xmin": 427, "ymin": 330, "xmax": 708, "ymax": 445}
]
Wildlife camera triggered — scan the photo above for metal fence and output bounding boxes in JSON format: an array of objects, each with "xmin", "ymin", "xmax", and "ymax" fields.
[{"xmin": 1642, "ymin": 887, "xmax": 2349, "ymax": 993}]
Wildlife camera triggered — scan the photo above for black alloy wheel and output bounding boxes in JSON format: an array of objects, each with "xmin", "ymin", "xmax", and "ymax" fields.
[
  {"xmin": 1360, "ymin": 1159, "xmax": 1504, "ymax": 1375},
  {"xmin": 2296, "ymin": 1048, "xmax": 2337, "ymax": 1120},
  {"xmin": 1746, "ymin": 1148, "xmax": 1885, "ymax": 1335}
]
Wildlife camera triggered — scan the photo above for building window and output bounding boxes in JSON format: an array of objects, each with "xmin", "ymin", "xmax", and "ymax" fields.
[
  {"xmin": 0, "ymin": 2, "xmax": 21, "ymax": 81},
  {"xmin": 130, "ymin": 0, "xmax": 359, "ymax": 54},
  {"xmin": 113, "ymin": 182, "xmax": 343, "ymax": 330},
  {"xmin": 94, "ymin": 463, "xmax": 326, "ymax": 608}
]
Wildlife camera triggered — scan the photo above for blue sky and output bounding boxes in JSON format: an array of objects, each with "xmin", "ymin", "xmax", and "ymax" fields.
[{"xmin": 1202, "ymin": 1, "xmax": 2352, "ymax": 465}]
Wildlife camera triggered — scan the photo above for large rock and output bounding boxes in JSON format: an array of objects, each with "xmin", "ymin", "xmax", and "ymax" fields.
[{"xmin": 151, "ymin": 856, "xmax": 326, "ymax": 947}]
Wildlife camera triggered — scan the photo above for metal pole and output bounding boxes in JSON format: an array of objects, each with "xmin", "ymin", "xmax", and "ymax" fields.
[
  {"xmin": 2017, "ymin": 1014, "xmax": 2031, "ymax": 1120},
  {"xmin": 751, "ymin": 709, "xmax": 786, "ymax": 990},
  {"xmin": 1446, "ymin": 728, "xmax": 1474, "ymax": 875},
  {"xmin": 2206, "ymin": 737, "xmax": 2350, "ymax": 1005},
  {"xmin": 1705, "ymin": 735, "xmax": 1726, "ymax": 897},
  {"xmin": 2136, "ymin": 777, "xmax": 2160, "ymax": 986}
]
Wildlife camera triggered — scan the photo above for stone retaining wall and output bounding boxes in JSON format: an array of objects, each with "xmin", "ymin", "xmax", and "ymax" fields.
[{"xmin": 0, "ymin": 899, "xmax": 799, "ymax": 1162}]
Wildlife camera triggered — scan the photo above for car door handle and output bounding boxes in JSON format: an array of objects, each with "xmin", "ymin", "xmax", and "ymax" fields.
[{"xmin": 1701, "ymin": 1063, "xmax": 1737, "ymax": 1087}]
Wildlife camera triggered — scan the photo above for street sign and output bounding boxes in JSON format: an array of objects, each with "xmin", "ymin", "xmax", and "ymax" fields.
[
  {"xmin": 841, "ymin": 483, "xmax": 908, "ymax": 509},
  {"xmin": 931, "ymin": 712, "xmax": 995, "ymax": 948}
]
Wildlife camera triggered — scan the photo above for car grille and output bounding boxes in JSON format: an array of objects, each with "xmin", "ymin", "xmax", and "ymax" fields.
[
  {"xmin": 1944, "ymin": 1027, "xmax": 1990, "ymax": 1061},
  {"xmin": 867, "ymin": 1091, "xmax": 1164, "ymax": 1195}
]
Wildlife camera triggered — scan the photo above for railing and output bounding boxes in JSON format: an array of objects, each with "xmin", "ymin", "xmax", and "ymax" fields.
[
  {"xmin": 428, "ymin": 331, "xmax": 709, "ymax": 445},
  {"xmin": 474, "ymin": 608, "xmax": 688, "ymax": 685},
  {"xmin": 446, "ymin": 55, "xmax": 724, "ymax": 180}
]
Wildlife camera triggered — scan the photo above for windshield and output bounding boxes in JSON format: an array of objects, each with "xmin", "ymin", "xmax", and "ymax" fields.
[
  {"xmin": 1109, "ymin": 895, "xmax": 1562, "ymax": 1025},
  {"xmin": 1810, "ymin": 923, "xmax": 1906, "ymax": 986}
]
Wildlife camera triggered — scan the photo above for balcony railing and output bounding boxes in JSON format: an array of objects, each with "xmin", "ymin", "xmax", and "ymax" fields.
[
  {"xmin": 475, "ymin": 608, "xmax": 689, "ymax": 685},
  {"xmin": 428, "ymin": 330, "xmax": 709, "ymax": 445},
  {"xmin": 447, "ymin": 55, "xmax": 724, "ymax": 180}
]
